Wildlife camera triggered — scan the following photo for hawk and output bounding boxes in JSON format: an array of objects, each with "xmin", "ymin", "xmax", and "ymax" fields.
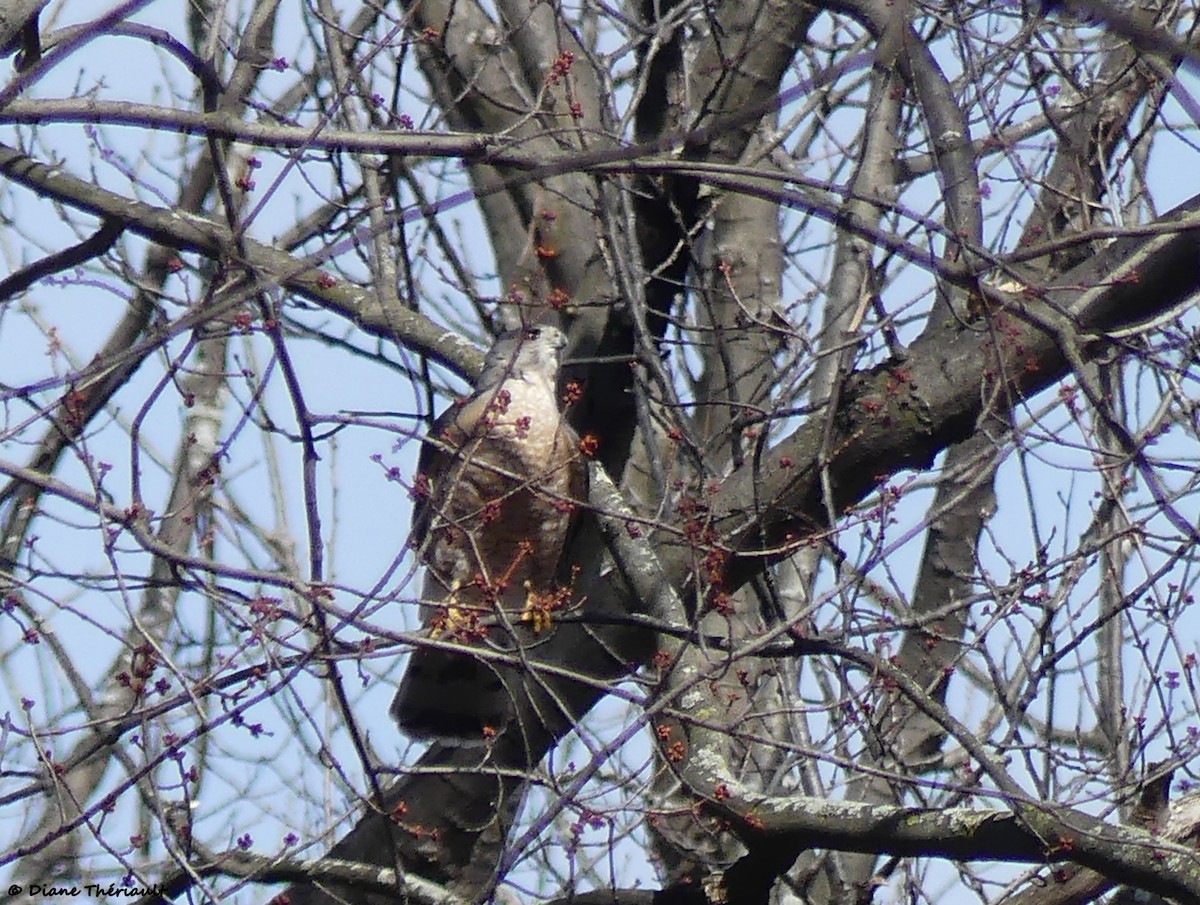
[{"xmin": 391, "ymin": 325, "xmax": 585, "ymax": 742}]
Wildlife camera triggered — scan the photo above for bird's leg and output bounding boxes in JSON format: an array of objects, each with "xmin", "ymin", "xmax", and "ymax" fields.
[
  {"xmin": 430, "ymin": 577, "xmax": 483, "ymax": 639},
  {"xmin": 484, "ymin": 539, "xmax": 536, "ymax": 615}
]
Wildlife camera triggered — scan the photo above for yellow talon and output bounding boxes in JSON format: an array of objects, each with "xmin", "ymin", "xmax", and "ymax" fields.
[{"xmin": 521, "ymin": 581, "xmax": 554, "ymax": 634}]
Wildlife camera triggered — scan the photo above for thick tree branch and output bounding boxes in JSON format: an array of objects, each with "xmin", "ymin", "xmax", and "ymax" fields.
[
  {"xmin": 0, "ymin": 142, "xmax": 484, "ymax": 378},
  {"xmin": 713, "ymin": 195, "xmax": 1200, "ymax": 589}
]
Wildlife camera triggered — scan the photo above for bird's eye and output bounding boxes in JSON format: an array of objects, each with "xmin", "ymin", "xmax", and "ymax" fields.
[{"xmin": 524, "ymin": 327, "xmax": 541, "ymax": 340}]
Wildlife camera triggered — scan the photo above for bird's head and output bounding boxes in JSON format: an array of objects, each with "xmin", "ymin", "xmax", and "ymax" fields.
[{"xmin": 478, "ymin": 325, "xmax": 569, "ymax": 389}]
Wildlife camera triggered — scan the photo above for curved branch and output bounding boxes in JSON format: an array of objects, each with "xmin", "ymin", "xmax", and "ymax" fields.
[{"xmin": 0, "ymin": 216, "xmax": 123, "ymax": 300}]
